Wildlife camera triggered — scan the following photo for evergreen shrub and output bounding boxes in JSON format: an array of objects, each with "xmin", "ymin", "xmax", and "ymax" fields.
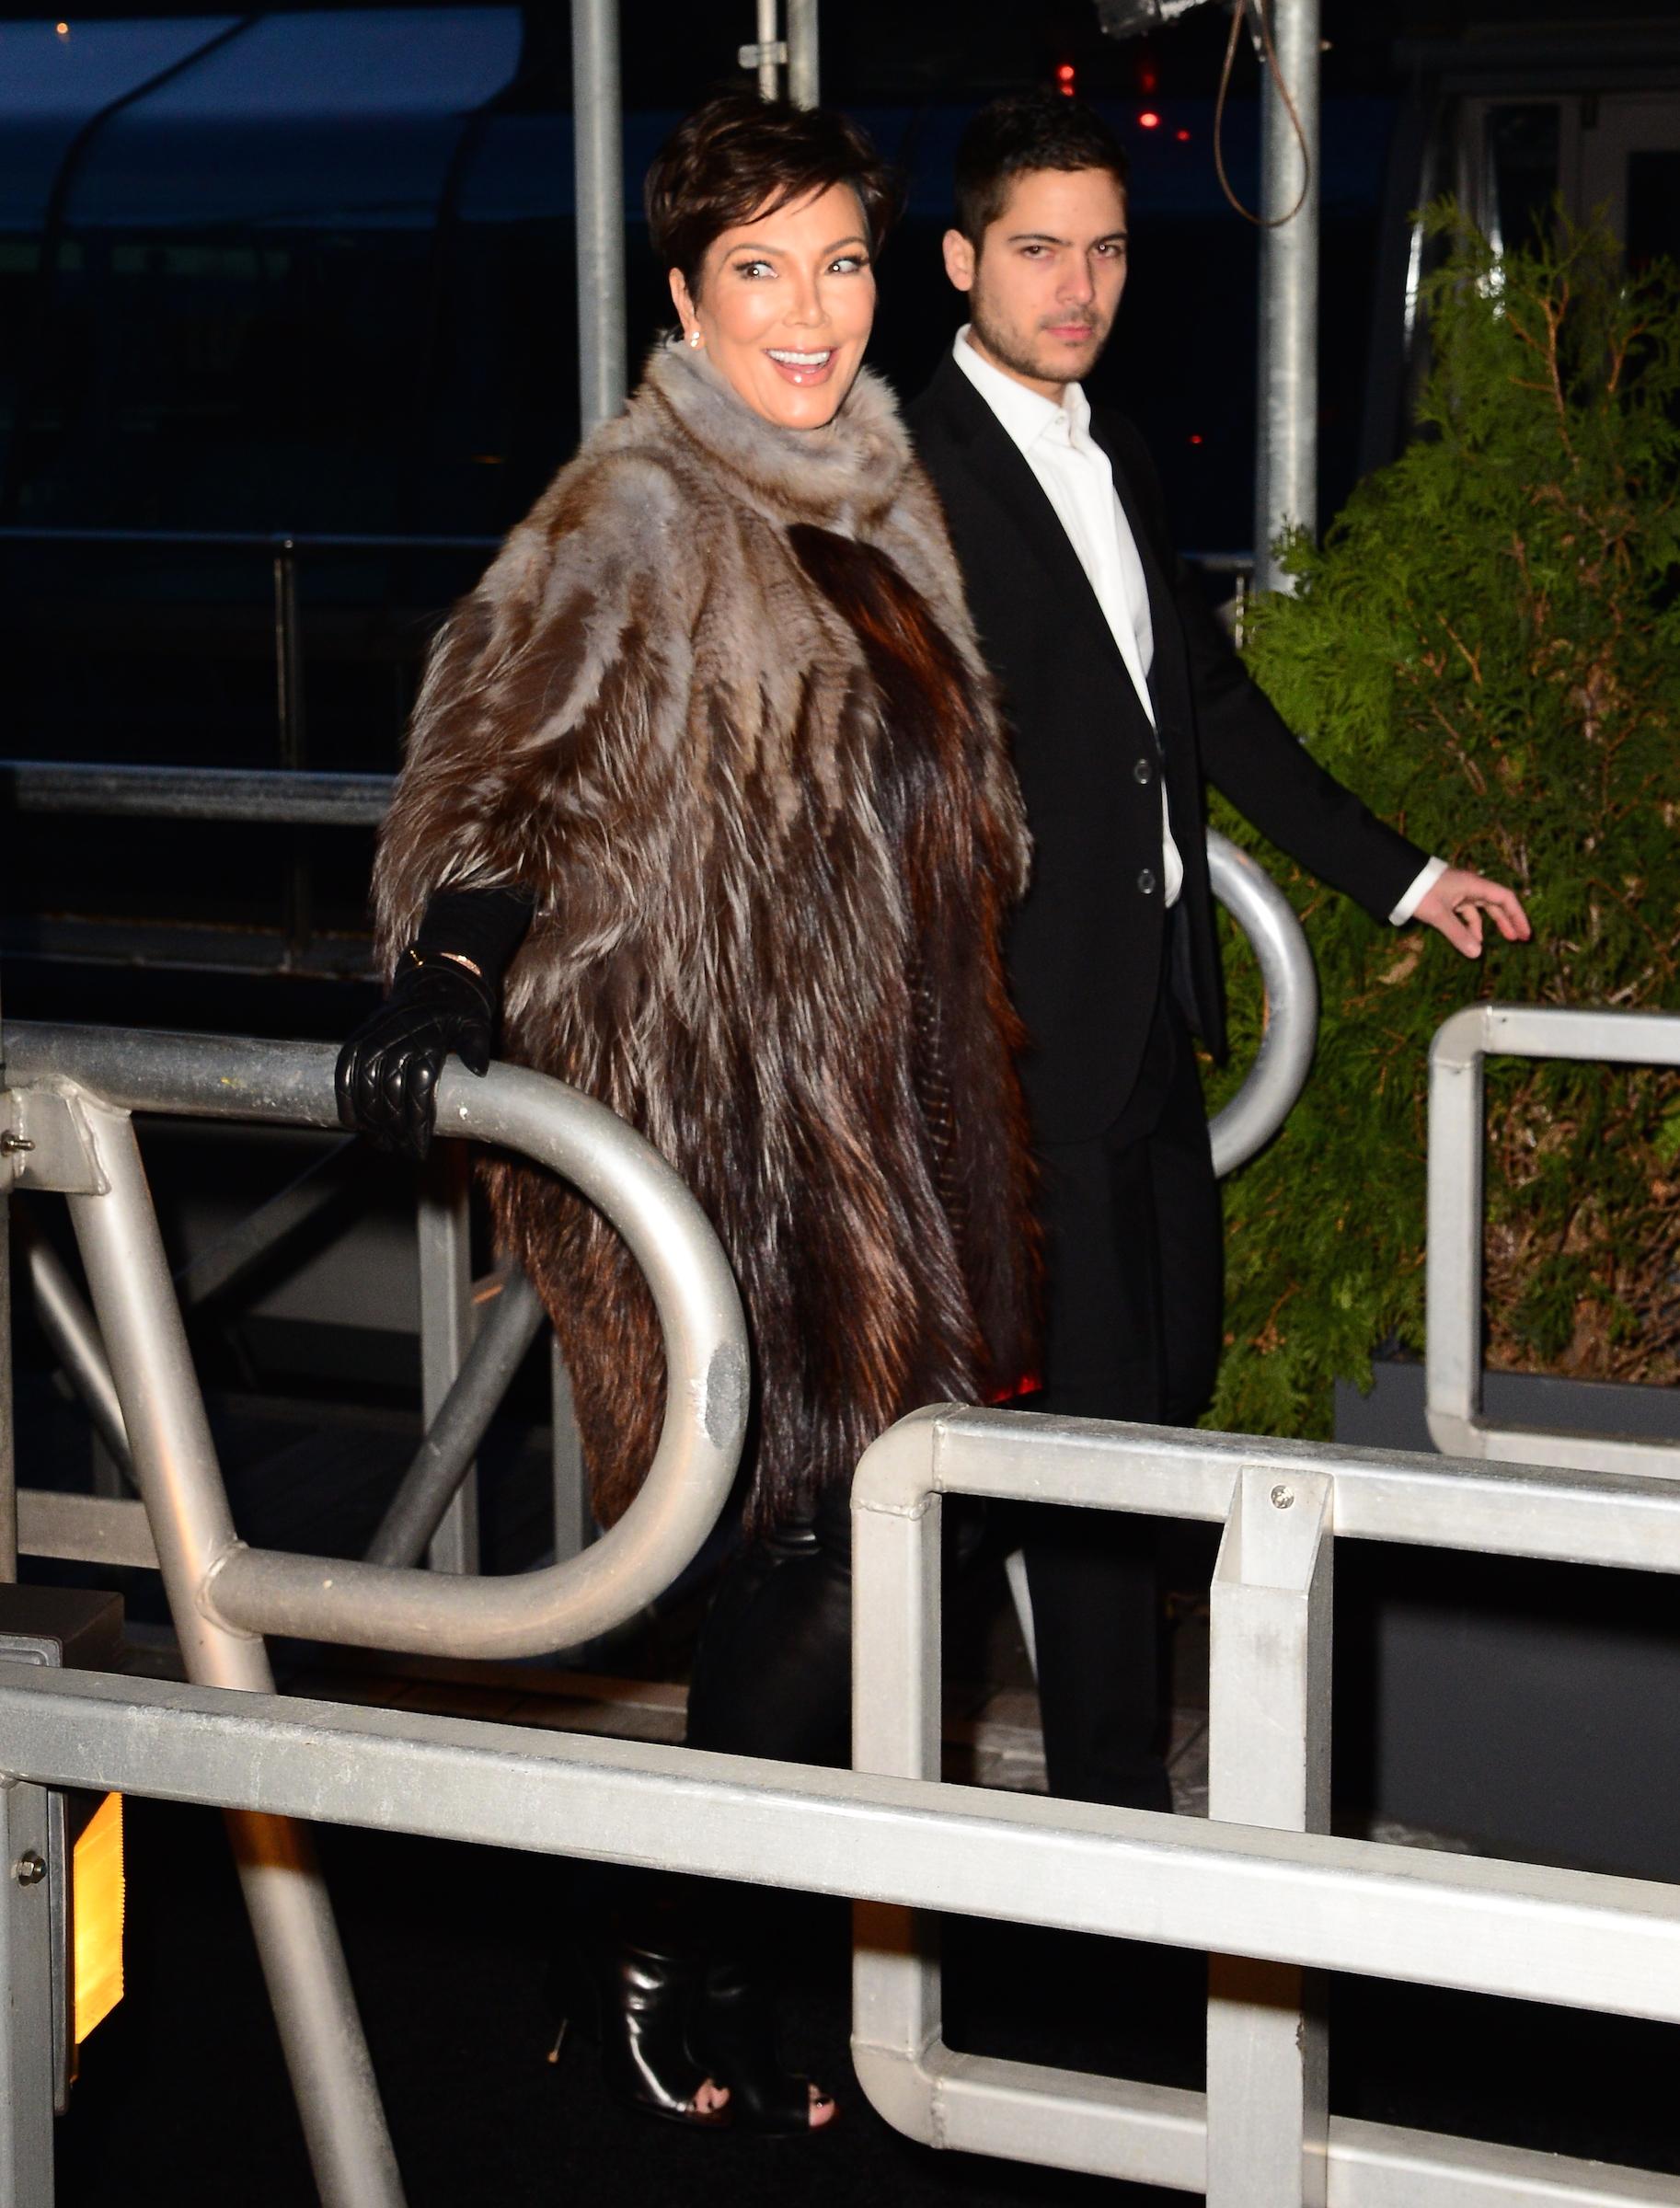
[{"xmin": 1206, "ymin": 206, "xmax": 1680, "ymax": 1438}]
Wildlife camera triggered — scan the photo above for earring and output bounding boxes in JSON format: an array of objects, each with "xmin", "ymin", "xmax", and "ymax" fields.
[{"xmin": 687, "ymin": 329, "xmax": 703, "ymax": 349}]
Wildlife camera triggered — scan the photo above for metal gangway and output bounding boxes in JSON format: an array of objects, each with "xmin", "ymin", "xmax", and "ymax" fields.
[{"xmin": 4, "ymin": 911, "xmax": 1679, "ymax": 2205}]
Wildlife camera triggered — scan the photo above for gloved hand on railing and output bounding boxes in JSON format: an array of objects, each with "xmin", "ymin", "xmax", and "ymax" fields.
[{"xmin": 336, "ymin": 884, "xmax": 534, "ymax": 1160}]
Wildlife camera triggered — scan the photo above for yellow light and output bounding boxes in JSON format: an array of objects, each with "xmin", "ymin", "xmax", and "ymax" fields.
[
  {"xmin": 73, "ymin": 1793, "xmax": 124, "ymax": 2045},
  {"xmin": 56, "ymin": 20, "xmax": 70, "ymax": 35}
]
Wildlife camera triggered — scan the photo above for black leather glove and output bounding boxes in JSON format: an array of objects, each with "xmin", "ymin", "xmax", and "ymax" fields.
[{"xmin": 336, "ymin": 885, "xmax": 534, "ymax": 1161}]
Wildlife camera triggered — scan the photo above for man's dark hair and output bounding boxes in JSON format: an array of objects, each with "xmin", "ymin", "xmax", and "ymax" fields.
[
  {"xmin": 952, "ymin": 91, "xmax": 1130, "ymax": 247},
  {"xmin": 646, "ymin": 91, "xmax": 900, "ymax": 299}
]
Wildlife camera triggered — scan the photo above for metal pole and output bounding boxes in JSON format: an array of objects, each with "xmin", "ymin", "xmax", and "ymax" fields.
[
  {"xmin": 786, "ymin": 0, "xmax": 819, "ymax": 107},
  {"xmin": 1253, "ymin": 0, "xmax": 1320, "ymax": 595},
  {"xmin": 1203, "ymin": 830, "xmax": 1318, "ymax": 1177},
  {"xmin": 1205, "ymin": 1466, "xmax": 1332, "ymax": 2207},
  {"xmin": 271, "ymin": 536, "xmax": 313, "ymax": 960},
  {"xmin": 417, "ymin": 1146, "xmax": 478, "ymax": 1576},
  {"xmin": 20, "ymin": 1221, "xmax": 132, "ymax": 1476},
  {"xmin": 756, "ymin": 0, "xmax": 782, "ymax": 98},
  {"xmin": 175, "ymin": 1135, "xmax": 360, "ymax": 1307},
  {"xmin": 571, "ymin": 0, "xmax": 627, "ymax": 439},
  {"xmin": 66, "ymin": 1098, "xmax": 405, "ymax": 2208},
  {"xmin": 0, "ymin": 1779, "xmax": 55, "ymax": 2203},
  {"xmin": 367, "ymin": 1269, "xmax": 545, "ymax": 1570},
  {"xmin": 550, "ymin": 1336, "xmax": 593, "ymax": 1566}
]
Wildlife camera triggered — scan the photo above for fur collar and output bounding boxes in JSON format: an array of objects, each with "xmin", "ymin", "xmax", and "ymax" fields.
[{"xmin": 637, "ymin": 335, "xmax": 913, "ymax": 534}]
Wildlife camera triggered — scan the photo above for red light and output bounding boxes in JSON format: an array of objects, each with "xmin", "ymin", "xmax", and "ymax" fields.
[
  {"xmin": 1176, "ymin": 128, "xmax": 1191, "ymax": 143},
  {"xmin": 1138, "ymin": 109, "xmax": 1160, "ymax": 130},
  {"xmin": 1140, "ymin": 66, "xmax": 1157, "ymax": 93},
  {"xmin": 1189, "ymin": 433, "xmax": 1204, "ymax": 446},
  {"xmin": 1055, "ymin": 63, "xmax": 1076, "ymax": 96}
]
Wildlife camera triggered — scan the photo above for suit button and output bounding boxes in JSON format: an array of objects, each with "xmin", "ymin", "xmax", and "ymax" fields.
[
  {"xmin": 1137, "ymin": 868, "xmax": 1156, "ymax": 895},
  {"xmin": 1133, "ymin": 757, "xmax": 1153, "ymax": 784}
]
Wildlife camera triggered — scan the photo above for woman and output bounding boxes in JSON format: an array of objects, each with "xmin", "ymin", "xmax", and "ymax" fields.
[{"xmin": 338, "ymin": 92, "xmax": 1038, "ymax": 2133}]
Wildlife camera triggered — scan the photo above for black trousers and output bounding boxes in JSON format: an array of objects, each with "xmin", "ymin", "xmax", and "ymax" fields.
[{"xmin": 1020, "ymin": 979, "xmax": 1224, "ymax": 1811}]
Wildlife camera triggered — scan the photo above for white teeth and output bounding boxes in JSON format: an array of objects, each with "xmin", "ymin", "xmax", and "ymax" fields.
[{"xmin": 767, "ymin": 350, "xmax": 833, "ymax": 365}]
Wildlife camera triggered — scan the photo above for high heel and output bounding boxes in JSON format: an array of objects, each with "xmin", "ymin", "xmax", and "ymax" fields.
[
  {"xmin": 547, "ymin": 1939, "xmax": 732, "ymax": 2130},
  {"xmin": 693, "ymin": 1954, "xmax": 837, "ymax": 2136}
]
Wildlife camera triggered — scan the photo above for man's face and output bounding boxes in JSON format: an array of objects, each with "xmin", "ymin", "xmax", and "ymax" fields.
[{"xmin": 942, "ymin": 166, "xmax": 1128, "ymax": 399}]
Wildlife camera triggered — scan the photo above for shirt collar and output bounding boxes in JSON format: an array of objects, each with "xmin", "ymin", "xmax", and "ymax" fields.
[{"xmin": 953, "ymin": 326, "xmax": 1090, "ymax": 457}]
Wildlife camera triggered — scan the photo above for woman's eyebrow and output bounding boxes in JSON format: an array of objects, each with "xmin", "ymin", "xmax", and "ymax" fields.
[{"xmin": 723, "ymin": 235, "xmax": 869, "ymax": 259}]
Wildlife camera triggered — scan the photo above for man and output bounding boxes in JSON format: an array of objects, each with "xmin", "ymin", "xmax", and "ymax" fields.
[{"xmin": 908, "ymin": 92, "xmax": 1530, "ymax": 1811}]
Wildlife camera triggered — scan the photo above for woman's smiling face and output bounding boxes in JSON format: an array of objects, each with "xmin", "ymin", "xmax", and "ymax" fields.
[{"xmin": 670, "ymin": 181, "xmax": 876, "ymax": 431}]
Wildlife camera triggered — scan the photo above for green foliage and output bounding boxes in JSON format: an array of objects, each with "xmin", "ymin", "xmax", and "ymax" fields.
[{"xmin": 1207, "ymin": 206, "xmax": 1680, "ymax": 1437}]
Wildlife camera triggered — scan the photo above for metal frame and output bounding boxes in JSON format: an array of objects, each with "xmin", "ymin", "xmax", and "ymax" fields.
[
  {"xmin": 0, "ymin": 1414, "xmax": 1676, "ymax": 2201},
  {"xmin": 1, "ymin": 1023, "xmax": 750, "ymax": 2208},
  {"xmin": 4, "ymin": 1025, "xmax": 749, "ymax": 1659},
  {"xmin": 572, "ymin": 0, "xmax": 627, "ymax": 437},
  {"xmin": 1256, "ymin": 0, "xmax": 1320, "ymax": 594},
  {"xmin": 850, "ymin": 1403, "xmax": 1680, "ymax": 2207},
  {"xmin": 1426, "ymin": 1003, "xmax": 1680, "ymax": 1478},
  {"xmin": 1204, "ymin": 827, "xmax": 1318, "ymax": 1176}
]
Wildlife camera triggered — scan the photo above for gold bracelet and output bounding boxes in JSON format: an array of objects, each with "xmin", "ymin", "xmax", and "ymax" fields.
[{"xmin": 407, "ymin": 946, "xmax": 485, "ymax": 981}]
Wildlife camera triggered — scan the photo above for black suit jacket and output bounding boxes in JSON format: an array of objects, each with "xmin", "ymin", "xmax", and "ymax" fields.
[{"xmin": 908, "ymin": 351, "xmax": 1428, "ymax": 1144}]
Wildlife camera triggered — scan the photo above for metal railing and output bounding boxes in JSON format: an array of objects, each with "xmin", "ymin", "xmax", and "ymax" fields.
[
  {"xmin": 1, "ymin": 1026, "xmax": 751, "ymax": 2206},
  {"xmin": 0, "ymin": 1412, "xmax": 1676, "ymax": 2203},
  {"xmin": 852, "ymin": 1404, "xmax": 1680, "ymax": 2208},
  {"xmin": 1426, "ymin": 1002, "xmax": 1680, "ymax": 1479},
  {"xmin": 1204, "ymin": 827, "xmax": 1318, "ymax": 1176},
  {"xmin": 1, "ymin": 523, "xmax": 494, "ymax": 963}
]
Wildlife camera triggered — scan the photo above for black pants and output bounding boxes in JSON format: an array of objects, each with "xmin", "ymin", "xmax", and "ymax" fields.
[
  {"xmin": 1019, "ymin": 981, "xmax": 1224, "ymax": 1811},
  {"xmin": 685, "ymin": 1484, "xmax": 854, "ymax": 1769}
]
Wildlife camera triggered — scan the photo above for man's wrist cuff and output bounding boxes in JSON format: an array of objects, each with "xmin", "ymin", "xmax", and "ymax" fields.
[{"xmin": 1389, "ymin": 856, "xmax": 1447, "ymax": 927}]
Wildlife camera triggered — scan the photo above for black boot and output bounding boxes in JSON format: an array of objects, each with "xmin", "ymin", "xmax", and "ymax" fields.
[
  {"xmin": 692, "ymin": 1951, "xmax": 835, "ymax": 2136},
  {"xmin": 548, "ymin": 1931, "xmax": 731, "ymax": 2130}
]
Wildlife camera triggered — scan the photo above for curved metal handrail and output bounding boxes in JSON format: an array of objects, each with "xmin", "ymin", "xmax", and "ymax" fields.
[
  {"xmin": 1203, "ymin": 829, "xmax": 1319, "ymax": 1177},
  {"xmin": 5, "ymin": 1026, "xmax": 749, "ymax": 1660}
]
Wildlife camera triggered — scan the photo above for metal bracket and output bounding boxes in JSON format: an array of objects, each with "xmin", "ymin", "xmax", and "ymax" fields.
[
  {"xmin": 1, "ymin": 1088, "xmax": 109, "ymax": 1197},
  {"xmin": 738, "ymin": 38, "xmax": 788, "ymax": 63}
]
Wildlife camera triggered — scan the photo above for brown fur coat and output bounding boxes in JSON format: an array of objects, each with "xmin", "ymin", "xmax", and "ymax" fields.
[{"xmin": 374, "ymin": 339, "xmax": 1038, "ymax": 1530}]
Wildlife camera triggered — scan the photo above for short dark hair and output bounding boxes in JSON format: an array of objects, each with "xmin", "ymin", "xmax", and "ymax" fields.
[
  {"xmin": 645, "ymin": 92, "xmax": 900, "ymax": 299},
  {"xmin": 952, "ymin": 91, "xmax": 1130, "ymax": 247}
]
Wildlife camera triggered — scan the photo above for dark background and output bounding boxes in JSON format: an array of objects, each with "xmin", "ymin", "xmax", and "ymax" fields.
[{"xmin": 2, "ymin": 0, "xmax": 1677, "ymax": 1012}]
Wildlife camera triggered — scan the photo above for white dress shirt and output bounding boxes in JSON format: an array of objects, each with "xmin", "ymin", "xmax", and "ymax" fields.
[{"xmin": 950, "ymin": 328, "xmax": 1442, "ymax": 927}]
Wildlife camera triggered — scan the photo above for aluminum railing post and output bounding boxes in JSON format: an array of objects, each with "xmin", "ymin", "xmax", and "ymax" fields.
[
  {"xmin": 20, "ymin": 1218, "xmax": 132, "ymax": 1475},
  {"xmin": 0, "ymin": 1777, "xmax": 55, "ymax": 2204},
  {"xmin": 1254, "ymin": 0, "xmax": 1320, "ymax": 596},
  {"xmin": 65, "ymin": 1098, "xmax": 405, "ymax": 2208},
  {"xmin": 571, "ymin": 0, "xmax": 627, "ymax": 439},
  {"xmin": 1425, "ymin": 1006, "xmax": 1490, "ymax": 1460},
  {"xmin": 1205, "ymin": 1464, "xmax": 1333, "ymax": 2207},
  {"xmin": 366, "ymin": 1269, "xmax": 545, "ymax": 1571},
  {"xmin": 851, "ymin": 1417, "xmax": 945, "ymax": 2141},
  {"xmin": 1204, "ymin": 829, "xmax": 1319, "ymax": 1179},
  {"xmin": 418, "ymin": 1144, "xmax": 478, "ymax": 1575},
  {"xmin": 787, "ymin": 0, "xmax": 819, "ymax": 106},
  {"xmin": 550, "ymin": 1337, "xmax": 593, "ymax": 1565}
]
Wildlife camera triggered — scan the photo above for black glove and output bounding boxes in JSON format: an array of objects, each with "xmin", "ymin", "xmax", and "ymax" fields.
[{"xmin": 336, "ymin": 885, "xmax": 534, "ymax": 1161}]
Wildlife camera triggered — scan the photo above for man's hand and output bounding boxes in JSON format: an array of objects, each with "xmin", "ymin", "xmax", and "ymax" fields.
[{"xmin": 1414, "ymin": 868, "xmax": 1532, "ymax": 959}]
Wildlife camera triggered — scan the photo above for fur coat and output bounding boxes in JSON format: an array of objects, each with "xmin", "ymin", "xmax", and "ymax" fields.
[{"xmin": 374, "ymin": 338, "xmax": 1038, "ymax": 1531}]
